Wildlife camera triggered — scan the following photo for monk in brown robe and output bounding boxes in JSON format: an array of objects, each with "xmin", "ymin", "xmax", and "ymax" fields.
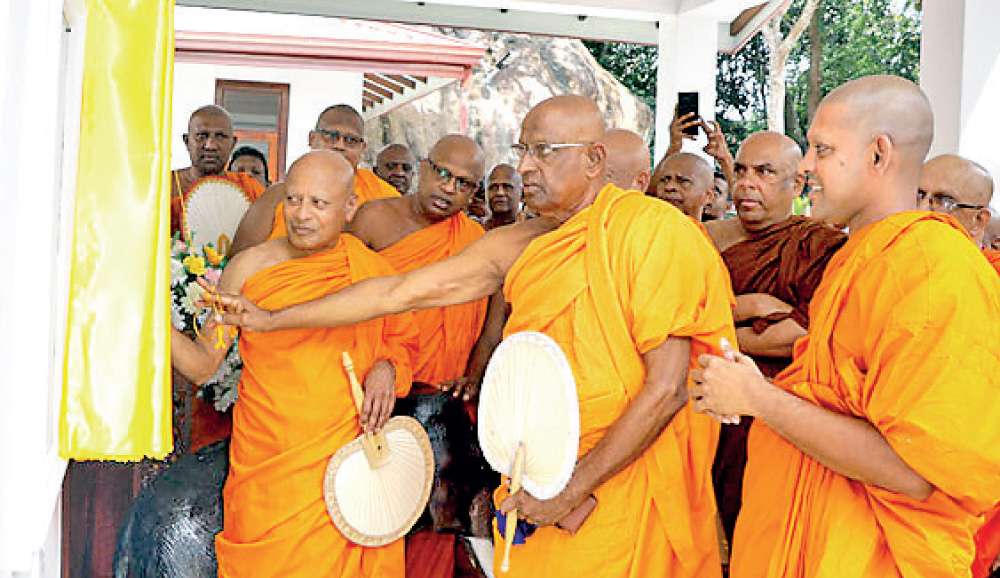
[
  {"xmin": 704, "ymin": 131, "xmax": 847, "ymax": 546},
  {"xmin": 230, "ymin": 104, "xmax": 399, "ymax": 254},
  {"xmin": 172, "ymin": 105, "xmax": 264, "ymax": 239}
]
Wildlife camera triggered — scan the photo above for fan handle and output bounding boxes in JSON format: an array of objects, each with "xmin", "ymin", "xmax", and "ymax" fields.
[
  {"xmin": 501, "ymin": 442, "xmax": 526, "ymax": 573},
  {"xmin": 342, "ymin": 352, "xmax": 391, "ymax": 468}
]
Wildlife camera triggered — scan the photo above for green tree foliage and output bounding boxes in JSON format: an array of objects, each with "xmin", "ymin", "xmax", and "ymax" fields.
[{"xmin": 582, "ymin": 40, "xmax": 658, "ymax": 115}]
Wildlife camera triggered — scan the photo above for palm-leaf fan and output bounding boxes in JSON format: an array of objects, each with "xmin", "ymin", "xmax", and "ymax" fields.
[
  {"xmin": 182, "ymin": 176, "xmax": 252, "ymax": 254},
  {"xmin": 478, "ymin": 331, "xmax": 580, "ymax": 572},
  {"xmin": 323, "ymin": 352, "xmax": 434, "ymax": 547}
]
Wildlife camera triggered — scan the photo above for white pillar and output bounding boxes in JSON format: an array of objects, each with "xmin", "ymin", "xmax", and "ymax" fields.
[
  {"xmin": 921, "ymin": 0, "xmax": 1000, "ymax": 211},
  {"xmin": 654, "ymin": 12, "xmax": 719, "ymax": 164}
]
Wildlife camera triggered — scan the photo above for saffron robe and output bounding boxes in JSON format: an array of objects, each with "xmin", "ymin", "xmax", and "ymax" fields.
[
  {"xmin": 984, "ymin": 248, "xmax": 1000, "ymax": 275},
  {"xmin": 497, "ymin": 185, "xmax": 737, "ymax": 578},
  {"xmin": 713, "ymin": 216, "xmax": 846, "ymax": 542},
  {"xmin": 215, "ymin": 234, "xmax": 419, "ymax": 578},
  {"xmin": 732, "ymin": 212, "xmax": 1000, "ymax": 578},
  {"xmin": 268, "ymin": 168, "xmax": 400, "ymax": 241}
]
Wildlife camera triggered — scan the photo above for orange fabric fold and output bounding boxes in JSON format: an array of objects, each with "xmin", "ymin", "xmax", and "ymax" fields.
[
  {"xmin": 733, "ymin": 212, "xmax": 1000, "ymax": 578},
  {"xmin": 380, "ymin": 212, "xmax": 487, "ymax": 387},
  {"xmin": 215, "ymin": 234, "xmax": 418, "ymax": 578},
  {"xmin": 984, "ymin": 248, "xmax": 1000, "ymax": 275},
  {"xmin": 171, "ymin": 171, "xmax": 264, "ymax": 237},
  {"xmin": 268, "ymin": 168, "xmax": 400, "ymax": 241},
  {"xmin": 496, "ymin": 185, "xmax": 736, "ymax": 578}
]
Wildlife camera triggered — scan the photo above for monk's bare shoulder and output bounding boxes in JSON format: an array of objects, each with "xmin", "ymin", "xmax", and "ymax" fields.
[
  {"xmin": 232, "ymin": 181, "xmax": 286, "ymax": 255},
  {"xmin": 705, "ymin": 218, "xmax": 745, "ymax": 252},
  {"xmin": 222, "ymin": 238, "xmax": 293, "ymax": 292},
  {"xmin": 473, "ymin": 217, "xmax": 559, "ymax": 274},
  {"xmin": 349, "ymin": 196, "xmax": 416, "ymax": 250}
]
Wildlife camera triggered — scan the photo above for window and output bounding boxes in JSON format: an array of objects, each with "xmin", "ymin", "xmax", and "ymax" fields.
[{"xmin": 215, "ymin": 80, "xmax": 290, "ymax": 181}]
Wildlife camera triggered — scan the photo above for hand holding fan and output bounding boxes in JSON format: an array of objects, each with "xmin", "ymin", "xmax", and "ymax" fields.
[
  {"xmin": 478, "ymin": 331, "xmax": 580, "ymax": 572},
  {"xmin": 323, "ymin": 352, "xmax": 434, "ymax": 547}
]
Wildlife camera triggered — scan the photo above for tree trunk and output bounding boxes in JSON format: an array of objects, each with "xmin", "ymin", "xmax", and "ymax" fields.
[
  {"xmin": 807, "ymin": 1, "xmax": 823, "ymax": 121},
  {"xmin": 762, "ymin": 0, "xmax": 821, "ymax": 134}
]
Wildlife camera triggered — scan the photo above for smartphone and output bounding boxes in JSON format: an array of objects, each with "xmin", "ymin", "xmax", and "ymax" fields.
[{"xmin": 677, "ymin": 92, "xmax": 700, "ymax": 136}]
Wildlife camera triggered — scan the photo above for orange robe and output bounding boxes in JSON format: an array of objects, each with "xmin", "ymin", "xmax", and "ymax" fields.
[
  {"xmin": 984, "ymin": 248, "xmax": 1000, "ymax": 275},
  {"xmin": 170, "ymin": 170, "xmax": 264, "ymax": 237},
  {"xmin": 497, "ymin": 185, "xmax": 736, "ymax": 578},
  {"xmin": 379, "ymin": 212, "xmax": 487, "ymax": 578},
  {"xmin": 268, "ymin": 168, "xmax": 400, "ymax": 241},
  {"xmin": 215, "ymin": 234, "xmax": 419, "ymax": 578},
  {"xmin": 733, "ymin": 212, "xmax": 1000, "ymax": 578}
]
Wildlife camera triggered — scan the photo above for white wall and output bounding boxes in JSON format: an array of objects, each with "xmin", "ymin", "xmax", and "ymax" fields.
[
  {"xmin": 172, "ymin": 62, "xmax": 363, "ymax": 172},
  {"xmin": 921, "ymin": 0, "xmax": 1000, "ymax": 212}
]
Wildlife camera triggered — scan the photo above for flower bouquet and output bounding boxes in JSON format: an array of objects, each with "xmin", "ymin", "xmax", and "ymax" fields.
[{"xmin": 170, "ymin": 233, "xmax": 240, "ymax": 411}]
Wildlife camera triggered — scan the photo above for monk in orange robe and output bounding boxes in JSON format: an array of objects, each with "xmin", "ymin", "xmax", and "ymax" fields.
[
  {"xmin": 344, "ymin": 134, "xmax": 490, "ymax": 578},
  {"xmin": 230, "ymin": 104, "xmax": 399, "ymax": 254},
  {"xmin": 603, "ymin": 128, "xmax": 651, "ymax": 193},
  {"xmin": 172, "ymin": 150, "xmax": 418, "ymax": 578},
  {"xmin": 704, "ymin": 131, "xmax": 846, "ymax": 546},
  {"xmin": 171, "ymin": 105, "xmax": 265, "ymax": 238},
  {"xmin": 650, "ymin": 151, "xmax": 714, "ymax": 222},
  {"xmin": 693, "ymin": 75, "xmax": 1000, "ymax": 578},
  {"xmin": 208, "ymin": 95, "xmax": 737, "ymax": 578}
]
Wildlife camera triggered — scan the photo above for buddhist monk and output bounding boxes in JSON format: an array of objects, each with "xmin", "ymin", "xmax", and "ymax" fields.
[
  {"xmin": 651, "ymin": 152, "xmax": 714, "ymax": 221},
  {"xmin": 466, "ymin": 185, "xmax": 490, "ymax": 225},
  {"xmin": 172, "ymin": 150, "xmax": 418, "ymax": 577},
  {"xmin": 692, "ymin": 75, "xmax": 1000, "ymax": 578},
  {"xmin": 209, "ymin": 95, "xmax": 738, "ymax": 578},
  {"xmin": 230, "ymin": 104, "xmax": 400, "ymax": 254},
  {"xmin": 375, "ymin": 143, "xmax": 416, "ymax": 194},
  {"xmin": 703, "ymin": 131, "xmax": 847, "ymax": 549},
  {"xmin": 345, "ymin": 135, "xmax": 490, "ymax": 578},
  {"xmin": 229, "ymin": 145, "xmax": 270, "ymax": 188},
  {"xmin": 483, "ymin": 163, "xmax": 523, "ymax": 230},
  {"xmin": 702, "ymin": 172, "xmax": 731, "ymax": 221},
  {"xmin": 919, "ymin": 154, "xmax": 999, "ymax": 274},
  {"xmin": 172, "ymin": 105, "xmax": 264, "ymax": 238},
  {"xmin": 986, "ymin": 216, "xmax": 1000, "ymax": 251},
  {"xmin": 602, "ymin": 128, "xmax": 651, "ymax": 191}
]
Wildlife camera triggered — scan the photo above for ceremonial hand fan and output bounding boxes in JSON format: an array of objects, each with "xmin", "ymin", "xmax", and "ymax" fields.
[
  {"xmin": 478, "ymin": 331, "xmax": 579, "ymax": 572},
  {"xmin": 323, "ymin": 352, "xmax": 434, "ymax": 547},
  {"xmin": 182, "ymin": 176, "xmax": 252, "ymax": 254}
]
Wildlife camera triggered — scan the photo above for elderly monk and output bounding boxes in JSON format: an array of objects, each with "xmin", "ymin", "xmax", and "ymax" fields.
[
  {"xmin": 210, "ymin": 95, "xmax": 737, "ymax": 578},
  {"xmin": 230, "ymin": 104, "xmax": 399, "ymax": 254},
  {"xmin": 693, "ymin": 75, "xmax": 1000, "ymax": 578},
  {"xmin": 986, "ymin": 216, "xmax": 1000, "ymax": 251},
  {"xmin": 704, "ymin": 131, "xmax": 846, "ymax": 547},
  {"xmin": 344, "ymin": 135, "xmax": 489, "ymax": 578},
  {"xmin": 919, "ymin": 154, "xmax": 999, "ymax": 274},
  {"xmin": 172, "ymin": 150, "xmax": 418, "ymax": 578},
  {"xmin": 603, "ymin": 128, "xmax": 651, "ymax": 192},
  {"xmin": 172, "ymin": 105, "xmax": 264, "ymax": 238},
  {"xmin": 375, "ymin": 143, "xmax": 416, "ymax": 194},
  {"xmin": 483, "ymin": 163, "xmax": 523, "ymax": 230},
  {"xmin": 652, "ymin": 152, "xmax": 715, "ymax": 221}
]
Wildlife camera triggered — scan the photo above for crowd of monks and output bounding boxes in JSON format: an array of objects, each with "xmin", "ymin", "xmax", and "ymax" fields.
[{"xmin": 167, "ymin": 74, "xmax": 998, "ymax": 578}]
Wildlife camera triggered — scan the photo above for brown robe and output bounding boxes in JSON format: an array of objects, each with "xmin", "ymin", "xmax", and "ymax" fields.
[{"xmin": 713, "ymin": 216, "xmax": 847, "ymax": 545}]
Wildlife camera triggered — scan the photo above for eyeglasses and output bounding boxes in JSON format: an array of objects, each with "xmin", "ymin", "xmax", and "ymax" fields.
[
  {"xmin": 925, "ymin": 192, "xmax": 985, "ymax": 213},
  {"xmin": 313, "ymin": 128, "xmax": 365, "ymax": 148},
  {"xmin": 512, "ymin": 142, "xmax": 590, "ymax": 163},
  {"xmin": 424, "ymin": 158, "xmax": 480, "ymax": 195}
]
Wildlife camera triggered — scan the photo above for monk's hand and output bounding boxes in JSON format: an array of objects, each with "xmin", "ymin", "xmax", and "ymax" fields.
[
  {"xmin": 361, "ymin": 359, "xmax": 396, "ymax": 432},
  {"xmin": 691, "ymin": 341, "xmax": 766, "ymax": 418},
  {"xmin": 499, "ymin": 488, "xmax": 578, "ymax": 529},
  {"xmin": 438, "ymin": 376, "xmax": 480, "ymax": 402},
  {"xmin": 702, "ymin": 120, "xmax": 732, "ymax": 164},
  {"xmin": 197, "ymin": 278, "xmax": 274, "ymax": 332},
  {"xmin": 669, "ymin": 110, "xmax": 700, "ymax": 150}
]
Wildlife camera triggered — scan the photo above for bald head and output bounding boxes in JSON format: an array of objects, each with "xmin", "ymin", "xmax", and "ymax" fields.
[
  {"xmin": 375, "ymin": 143, "xmax": 415, "ymax": 194},
  {"xmin": 518, "ymin": 96, "xmax": 608, "ymax": 221},
  {"xmin": 804, "ymin": 75, "xmax": 935, "ymax": 230},
  {"xmin": 652, "ymin": 153, "xmax": 714, "ymax": 219},
  {"xmin": 920, "ymin": 154, "xmax": 994, "ymax": 245},
  {"xmin": 184, "ymin": 105, "xmax": 236, "ymax": 177},
  {"xmin": 283, "ymin": 150, "xmax": 356, "ymax": 251},
  {"xmin": 309, "ymin": 104, "xmax": 367, "ymax": 168},
  {"xmin": 487, "ymin": 163, "xmax": 523, "ymax": 217},
  {"xmin": 603, "ymin": 129, "xmax": 651, "ymax": 192},
  {"xmin": 733, "ymin": 131, "xmax": 803, "ymax": 230},
  {"xmin": 415, "ymin": 134, "xmax": 485, "ymax": 221}
]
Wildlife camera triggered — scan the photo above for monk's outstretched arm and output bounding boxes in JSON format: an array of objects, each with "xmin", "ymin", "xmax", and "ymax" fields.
[
  {"xmin": 171, "ymin": 325, "xmax": 233, "ymax": 385},
  {"xmin": 736, "ymin": 319, "xmax": 806, "ymax": 358},
  {"xmin": 692, "ymin": 352, "xmax": 933, "ymax": 500},
  {"xmin": 501, "ymin": 337, "xmax": 691, "ymax": 525}
]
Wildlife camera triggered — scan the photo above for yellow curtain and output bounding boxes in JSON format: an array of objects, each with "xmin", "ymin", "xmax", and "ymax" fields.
[{"xmin": 60, "ymin": 0, "xmax": 174, "ymax": 460}]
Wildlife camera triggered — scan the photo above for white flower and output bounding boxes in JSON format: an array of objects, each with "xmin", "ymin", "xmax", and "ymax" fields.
[
  {"xmin": 171, "ymin": 307, "xmax": 185, "ymax": 331},
  {"xmin": 179, "ymin": 281, "xmax": 204, "ymax": 316},
  {"xmin": 170, "ymin": 257, "xmax": 187, "ymax": 288}
]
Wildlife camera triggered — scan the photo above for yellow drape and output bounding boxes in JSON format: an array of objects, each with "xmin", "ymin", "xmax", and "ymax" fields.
[{"xmin": 60, "ymin": 0, "xmax": 174, "ymax": 460}]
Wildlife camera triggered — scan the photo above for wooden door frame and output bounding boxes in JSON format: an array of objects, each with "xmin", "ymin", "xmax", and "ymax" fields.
[{"xmin": 214, "ymin": 79, "xmax": 290, "ymax": 181}]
